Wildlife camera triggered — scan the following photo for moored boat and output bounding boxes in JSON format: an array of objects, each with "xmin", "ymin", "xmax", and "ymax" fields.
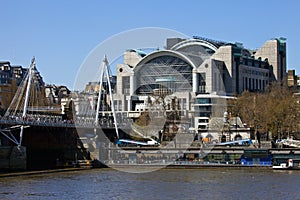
[{"xmin": 272, "ymin": 158, "xmax": 300, "ymax": 170}]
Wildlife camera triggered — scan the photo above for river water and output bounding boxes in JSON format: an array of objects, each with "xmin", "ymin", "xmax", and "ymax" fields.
[{"xmin": 0, "ymin": 168, "xmax": 299, "ymax": 200}]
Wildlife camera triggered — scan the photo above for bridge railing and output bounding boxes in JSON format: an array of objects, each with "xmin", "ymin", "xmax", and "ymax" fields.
[{"xmin": 0, "ymin": 115, "xmax": 131, "ymax": 129}]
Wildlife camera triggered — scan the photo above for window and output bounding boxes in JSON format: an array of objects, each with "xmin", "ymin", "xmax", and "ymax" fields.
[
  {"xmin": 198, "ymin": 118, "xmax": 208, "ymax": 123},
  {"xmin": 195, "ymin": 98, "xmax": 211, "ymax": 104},
  {"xmin": 182, "ymin": 98, "xmax": 187, "ymax": 110},
  {"xmin": 199, "ymin": 73, "xmax": 206, "ymax": 93},
  {"xmin": 135, "ymin": 55, "xmax": 193, "ymax": 95},
  {"xmin": 199, "ymin": 112, "xmax": 210, "ymax": 117},
  {"xmin": 257, "ymin": 79, "xmax": 259, "ymax": 90},
  {"xmin": 122, "ymin": 76, "xmax": 130, "ymax": 95},
  {"xmin": 248, "ymin": 60, "xmax": 253, "ymax": 66},
  {"xmin": 198, "ymin": 125, "xmax": 206, "ymax": 129}
]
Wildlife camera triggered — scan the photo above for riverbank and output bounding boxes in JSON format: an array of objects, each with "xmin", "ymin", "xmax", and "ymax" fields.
[
  {"xmin": 108, "ymin": 163, "xmax": 272, "ymax": 170},
  {"xmin": 0, "ymin": 167, "xmax": 92, "ymax": 178},
  {"xmin": 0, "ymin": 162, "xmax": 273, "ymax": 177}
]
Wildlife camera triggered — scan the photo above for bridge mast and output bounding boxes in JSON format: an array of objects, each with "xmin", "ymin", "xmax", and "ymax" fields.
[
  {"xmin": 95, "ymin": 55, "xmax": 119, "ymax": 139},
  {"xmin": 19, "ymin": 57, "xmax": 35, "ymax": 146}
]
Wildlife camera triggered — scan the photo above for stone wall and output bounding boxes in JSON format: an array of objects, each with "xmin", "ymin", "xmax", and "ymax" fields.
[{"xmin": 0, "ymin": 146, "xmax": 26, "ymax": 170}]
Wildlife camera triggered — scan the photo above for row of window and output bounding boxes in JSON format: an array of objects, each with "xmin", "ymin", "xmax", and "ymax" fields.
[
  {"xmin": 0, "ymin": 75, "xmax": 9, "ymax": 79},
  {"xmin": 114, "ymin": 98, "xmax": 188, "ymax": 112},
  {"xmin": 243, "ymin": 77, "xmax": 268, "ymax": 91}
]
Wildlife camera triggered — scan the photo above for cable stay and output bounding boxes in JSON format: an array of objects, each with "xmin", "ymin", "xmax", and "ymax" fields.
[{"xmin": 0, "ymin": 58, "xmax": 36, "ymax": 147}]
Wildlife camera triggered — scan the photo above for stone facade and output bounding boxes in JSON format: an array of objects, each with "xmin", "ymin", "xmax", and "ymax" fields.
[
  {"xmin": 254, "ymin": 38, "xmax": 287, "ymax": 81},
  {"xmin": 109, "ymin": 36, "xmax": 287, "ymax": 135},
  {"xmin": 287, "ymin": 69, "xmax": 298, "ymax": 87}
]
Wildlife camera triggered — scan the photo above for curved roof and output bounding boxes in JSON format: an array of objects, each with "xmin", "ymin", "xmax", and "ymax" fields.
[
  {"xmin": 134, "ymin": 50, "xmax": 197, "ymax": 72},
  {"xmin": 170, "ymin": 38, "xmax": 223, "ymax": 53}
]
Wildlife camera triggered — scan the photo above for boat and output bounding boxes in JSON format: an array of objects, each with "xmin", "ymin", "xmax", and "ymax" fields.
[
  {"xmin": 215, "ymin": 138, "xmax": 253, "ymax": 147},
  {"xmin": 272, "ymin": 158, "xmax": 300, "ymax": 170},
  {"xmin": 116, "ymin": 138, "xmax": 159, "ymax": 147}
]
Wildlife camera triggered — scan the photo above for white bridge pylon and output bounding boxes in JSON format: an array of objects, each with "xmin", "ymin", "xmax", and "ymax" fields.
[
  {"xmin": 95, "ymin": 55, "xmax": 119, "ymax": 139},
  {"xmin": 19, "ymin": 58, "xmax": 35, "ymax": 147},
  {"xmin": 0, "ymin": 58, "xmax": 35, "ymax": 147}
]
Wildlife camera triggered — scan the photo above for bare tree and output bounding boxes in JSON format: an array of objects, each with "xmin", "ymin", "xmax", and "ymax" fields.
[{"xmin": 228, "ymin": 82, "xmax": 299, "ymax": 141}]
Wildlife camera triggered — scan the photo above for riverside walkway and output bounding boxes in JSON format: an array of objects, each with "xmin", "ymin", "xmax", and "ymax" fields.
[{"xmin": 0, "ymin": 115, "xmax": 130, "ymax": 129}]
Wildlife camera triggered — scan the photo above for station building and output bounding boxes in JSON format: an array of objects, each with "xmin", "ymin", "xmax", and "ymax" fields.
[{"xmin": 111, "ymin": 36, "xmax": 287, "ymax": 139}]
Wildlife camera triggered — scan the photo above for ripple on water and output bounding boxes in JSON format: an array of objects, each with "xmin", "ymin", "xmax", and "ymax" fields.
[{"xmin": 0, "ymin": 168, "xmax": 300, "ymax": 200}]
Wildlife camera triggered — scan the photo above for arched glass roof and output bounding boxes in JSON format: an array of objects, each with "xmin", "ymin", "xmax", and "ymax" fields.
[{"xmin": 134, "ymin": 52, "xmax": 193, "ymax": 95}]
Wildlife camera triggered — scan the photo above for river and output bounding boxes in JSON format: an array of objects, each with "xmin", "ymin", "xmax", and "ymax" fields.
[{"xmin": 0, "ymin": 168, "xmax": 299, "ymax": 200}]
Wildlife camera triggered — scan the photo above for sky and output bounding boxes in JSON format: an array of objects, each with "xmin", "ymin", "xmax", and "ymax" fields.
[{"xmin": 1, "ymin": 0, "xmax": 300, "ymax": 90}]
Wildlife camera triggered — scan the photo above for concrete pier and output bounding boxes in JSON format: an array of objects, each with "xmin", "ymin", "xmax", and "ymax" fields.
[{"xmin": 0, "ymin": 146, "xmax": 26, "ymax": 170}]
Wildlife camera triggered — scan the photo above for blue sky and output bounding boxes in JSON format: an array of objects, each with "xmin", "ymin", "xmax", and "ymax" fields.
[{"xmin": 1, "ymin": 0, "xmax": 300, "ymax": 89}]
